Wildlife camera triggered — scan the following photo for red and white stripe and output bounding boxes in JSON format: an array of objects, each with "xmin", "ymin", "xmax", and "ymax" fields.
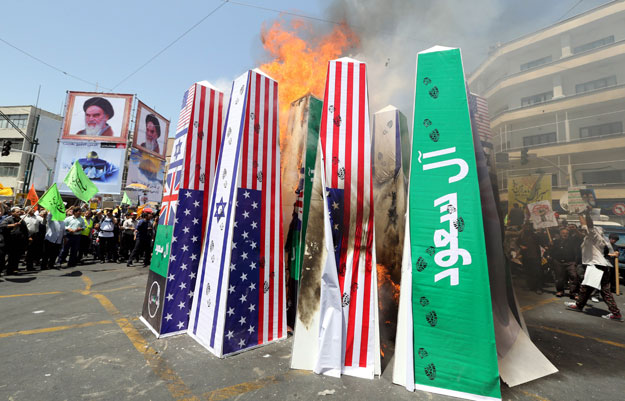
[
  {"xmin": 239, "ymin": 70, "xmax": 285, "ymax": 344},
  {"xmin": 181, "ymin": 82, "xmax": 224, "ymax": 235},
  {"xmin": 176, "ymin": 84, "xmax": 196, "ymax": 133},
  {"xmin": 319, "ymin": 58, "xmax": 376, "ymax": 370}
]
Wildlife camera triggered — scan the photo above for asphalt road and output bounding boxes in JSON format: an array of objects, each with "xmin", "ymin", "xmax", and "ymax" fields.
[{"xmin": 1, "ymin": 263, "xmax": 624, "ymax": 401}]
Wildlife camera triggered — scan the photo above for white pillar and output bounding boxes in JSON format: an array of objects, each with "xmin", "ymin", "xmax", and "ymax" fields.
[{"xmin": 561, "ymin": 34, "xmax": 571, "ymax": 58}]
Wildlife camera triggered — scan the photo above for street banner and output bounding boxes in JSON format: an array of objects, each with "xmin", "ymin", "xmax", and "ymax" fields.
[
  {"xmin": 282, "ymin": 96, "xmax": 322, "ymax": 286},
  {"xmin": 393, "ymin": 46, "xmax": 500, "ymax": 400},
  {"xmin": 62, "ymin": 91, "xmax": 133, "ymax": 143},
  {"xmin": 125, "ymin": 148, "xmax": 166, "ymax": 204},
  {"xmin": 54, "ymin": 141, "xmax": 125, "ymax": 195},
  {"xmin": 38, "ymin": 183, "xmax": 66, "ymax": 221},
  {"xmin": 140, "ymin": 81, "xmax": 224, "ymax": 338},
  {"xmin": 189, "ymin": 69, "xmax": 286, "ymax": 357},
  {"xmin": 507, "ymin": 174, "xmax": 552, "ymax": 213},
  {"xmin": 64, "ymin": 160, "xmax": 99, "ymax": 202},
  {"xmin": 133, "ymin": 100, "xmax": 170, "ymax": 159},
  {"xmin": 291, "ymin": 57, "xmax": 380, "ymax": 379},
  {"xmin": 528, "ymin": 200, "xmax": 558, "ymax": 229}
]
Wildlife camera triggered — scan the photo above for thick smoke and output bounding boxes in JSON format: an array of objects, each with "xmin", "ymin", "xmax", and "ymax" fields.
[{"xmin": 324, "ymin": 0, "xmax": 609, "ymax": 115}]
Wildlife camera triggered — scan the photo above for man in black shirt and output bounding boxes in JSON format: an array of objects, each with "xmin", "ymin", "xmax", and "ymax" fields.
[
  {"xmin": 0, "ymin": 207, "xmax": 29, "ymax": 274},
  {"xmin": 127, "ymin": 213, "xmax": 152, "ymax": 267},
  {"xmin": 548, "ymin": 228, "xmax": 580, "ymax": 298}
]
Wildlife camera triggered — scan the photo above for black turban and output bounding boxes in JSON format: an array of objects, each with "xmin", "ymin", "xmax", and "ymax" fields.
[
  {"xmin": 83, "ymin": 97, "xmax": 114, "ymax": 118},
  {"xmin": 145, "ymin": 113, "xmax": 161, "ymax": 137}
]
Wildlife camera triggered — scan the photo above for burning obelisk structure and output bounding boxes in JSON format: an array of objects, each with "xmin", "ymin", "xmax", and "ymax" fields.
[
  {"xmin": 141, "ymin": 81, "xmax": 223, "ymax": 337},
  {"xmin": 282, "ymin": 95, "xmax": 323, "ymax": 327},
  {"xmin": 188, "ymin": 69, "xmax": 286, "ymax": 357},
  {"xmin": 291, "ymin": 57, "xmax": 380, "ymax": 379}
]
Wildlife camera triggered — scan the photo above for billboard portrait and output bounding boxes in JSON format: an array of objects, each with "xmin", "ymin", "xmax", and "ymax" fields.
[
  {"xmin": 132, "ymin": 100, "xmax": 169, "ymax": 159},
  {"xmin": 54, "ymin": 141, "xmax": 126, "ymax": 195},
  {"xmin": 62, "ymin": 91, "xmax": 133, "ymax": 143},
  {"xmin": 125, "ymin": 148, "xmax": 166, "ymax": 203}
]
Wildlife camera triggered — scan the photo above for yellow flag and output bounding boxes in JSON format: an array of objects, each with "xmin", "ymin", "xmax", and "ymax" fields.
[{"xmin": 0, "ymin": 182, "xmax": 13, "ymax": 197}]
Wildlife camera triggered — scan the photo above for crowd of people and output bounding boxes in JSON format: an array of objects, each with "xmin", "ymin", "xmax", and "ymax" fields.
[
  {"xmin": 0, "ymin": 202, "xmax": 158, "ymax": 276},
  {"xmin": 507, "ymin": 205, "xmax": 623, "ymax": 322}
]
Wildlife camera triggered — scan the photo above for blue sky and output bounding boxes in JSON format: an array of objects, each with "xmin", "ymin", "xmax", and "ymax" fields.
[{"xmin": 0, "ymin": 0, "xmax": 610, "ymax": 136}]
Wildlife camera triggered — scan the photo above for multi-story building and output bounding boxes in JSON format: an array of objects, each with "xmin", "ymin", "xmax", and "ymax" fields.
[
  {"xmin": 468, "ymin": 0, "xmax": 625, "ymax": 219},
  {"xmin": 0, "ymin": 105, "xmax": 62, "ymax": 194}
]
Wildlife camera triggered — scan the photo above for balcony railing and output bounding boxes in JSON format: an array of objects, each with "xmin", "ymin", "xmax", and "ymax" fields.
[
  {"xmin": 478, "ymin": 38, "xmax": 625, "ymax": 99},
  {"xmin": 490, "ymin": 82, "xmax": 625, "ymax": 121},
  {"xmin": 500, "ymin": 130, "xmax": 625, "ymax": 153}
]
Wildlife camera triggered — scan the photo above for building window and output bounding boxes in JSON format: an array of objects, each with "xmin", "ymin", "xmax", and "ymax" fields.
[
  {"xmin": 521, "ymin": 91, "xmax": 553, "ymax": 107},
  {"xmin": 0, "ymin": 114, "xmax": 28, "ymax": 130},
  {"xmin": 0, "ymin": 164, "xmax": 20, "ymax": 177},
  {"xmin": 581, "ymin": 169, "xmax": 625, "ymax": 185},
  {"xmin": 579, "ymin": 121, "xmax": 623, "ymax": 138},
  {"xmin": 575, "ymin": 76, "xmax": 617, "ymax": 94},
  {"xmin": 552, "ymin": 173, "xmax": 559, "ymax": 187},
  {"xmin": 520, "ymin": 56, "xmax": 552, "ymax": 71},
  {"xmin": 573, "ymin": 35, "xmax": 615, "ymax": 54},
  {"xmin": 523, "ymin": 132, "xmax": 557, "ymax": 147}
]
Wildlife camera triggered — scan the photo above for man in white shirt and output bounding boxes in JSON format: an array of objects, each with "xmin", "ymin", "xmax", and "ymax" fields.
[
  {"xmin": 41, "ymin": 212, "xmax": 65, "ymax": 270},
  {"xmin": 566, "ymin": 211, "xmax": 622, "ymax": 321},
  {"xmin": 22, "ymin": 206, "xmax": 44, "ymax": 271},
  {"xmin": 98, "ymin": 209, "xmax": 117, "ymax": 263},
  {"xmin": 120, "ymin": 213, "xmax": 137, "ymax": 260}
]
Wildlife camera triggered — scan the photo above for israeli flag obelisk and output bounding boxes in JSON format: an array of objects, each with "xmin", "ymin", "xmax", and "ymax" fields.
[{"xmin": 188, "ymin": 69, "xmax": 286, "ymax": 357}]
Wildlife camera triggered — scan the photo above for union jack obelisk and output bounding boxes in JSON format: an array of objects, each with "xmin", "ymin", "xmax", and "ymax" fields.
[
  {"xmin": 291, "ymin": 57, "xmax": 381, "ymax": 379},
  {"xmin": 140, "ymin": 81, "xmax": 224, "ymax": 337},
  {"xmin": 188, "ymin": 69, "xmax": 286, "ymax": 357}
]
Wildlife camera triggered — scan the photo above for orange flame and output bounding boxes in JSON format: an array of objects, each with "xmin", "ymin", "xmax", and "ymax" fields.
[
  {"xmin": 259, "ymin": 19, "xmax": 359, "ymax": 147},
  {"xmin": 377, "ymin": 263, "xmax": 400, "ymax": 306}
]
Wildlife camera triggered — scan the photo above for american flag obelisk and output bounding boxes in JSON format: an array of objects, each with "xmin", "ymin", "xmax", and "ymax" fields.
[
  {"xmin": 189, "ymin": 69, "xmax": 286, "ymax": 357},
  {"xmin": 291, "ymin": 57, "xmax": 381, "ymax": 379},
  {"xmin": 140, "ymin": 81, "xmax": 223, "ymax": 337}
]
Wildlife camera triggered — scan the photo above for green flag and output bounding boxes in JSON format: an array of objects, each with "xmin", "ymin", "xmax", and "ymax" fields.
[
  {"xmin": 38, "ymin": 183, "xmax": 66, "ymax": 221},
  {"xmin": 121, "ymin": 191, "xmax": 132, "ymax": 205},
  {"xmin": 407, "ymin": 47, "xmax": 500, "ymax": 400},
  {"xmin": 64, "ymin": 161, "xmax": 99, "ymax": 202}
]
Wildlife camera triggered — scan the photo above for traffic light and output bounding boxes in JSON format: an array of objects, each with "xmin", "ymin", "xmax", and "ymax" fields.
[
  {"xmin": 520, "ymin": 147, "xmax": 529, "ymax": 165},
  {"xmin": 1, "ymin": 140, "xmax": 12, "ymax": 156}
]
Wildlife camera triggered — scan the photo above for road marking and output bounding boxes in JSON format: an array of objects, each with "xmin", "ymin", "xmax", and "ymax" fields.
[
  {"xmin": 0, "ymin": 291, "xmax": 64, "ymax": 299},
  {"xmin": 94, "ymin": 285, "xmax": 142, "ymax": 294},
  {"xmin": 0, "ymin": 320, "xmax": 113, "ymax": 338},
  {"xmin": 202, "ymin": 370, "xmax": 311, "ymax": 401},
  {"xmin": 531, "ymin": 325, "xmax": 625, "ymax": 349},
  {"xmin": 520, "ymin": 297, "xmax": 560, "ymax": 312},
  {"xmin": 519, "ymin": 389, "xmax": 551, "ymax": 401},
  {"xmin": 90, "ymin": 288, "xmax": 199, "ymax": 401}
]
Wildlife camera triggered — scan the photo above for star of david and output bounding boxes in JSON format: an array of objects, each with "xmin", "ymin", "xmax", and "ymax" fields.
[{"xmin": 214, "ymin": 197, "xmax": 227, "ymax": 222}]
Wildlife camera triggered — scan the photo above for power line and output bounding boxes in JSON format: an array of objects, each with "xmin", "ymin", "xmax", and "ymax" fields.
[
  {"xmin": 110, "ymin": 1, "xmax": 228, "ymax": 91},
  {"xmin": 557, "ymin": 0, "xmax": 585, "ymax": 22},
  {"xmin": 226, "ymin": 0, "xmax": 347, "ymax": 26},
  {"xmin": 0, "ymin": 36, "xmax": 111, "ymax": 90}
]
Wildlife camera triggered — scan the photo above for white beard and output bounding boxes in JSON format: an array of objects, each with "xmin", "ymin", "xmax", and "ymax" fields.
[
  {"xmin": 145, "ymin": 138, "xmax": 158, "ymax": 151},
  {"xmin": 84, "ymin": 120, "xmax": 106, "ymax": 136}
]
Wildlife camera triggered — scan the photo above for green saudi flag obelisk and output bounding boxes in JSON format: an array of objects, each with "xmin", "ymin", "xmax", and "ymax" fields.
[
  {"xmin": 288, "ymin": 96, "xmax": 322, "ymax": 282},
  {"xmin": 406, "ymin": 46, "xmax": 500, "ymax": 400}
]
